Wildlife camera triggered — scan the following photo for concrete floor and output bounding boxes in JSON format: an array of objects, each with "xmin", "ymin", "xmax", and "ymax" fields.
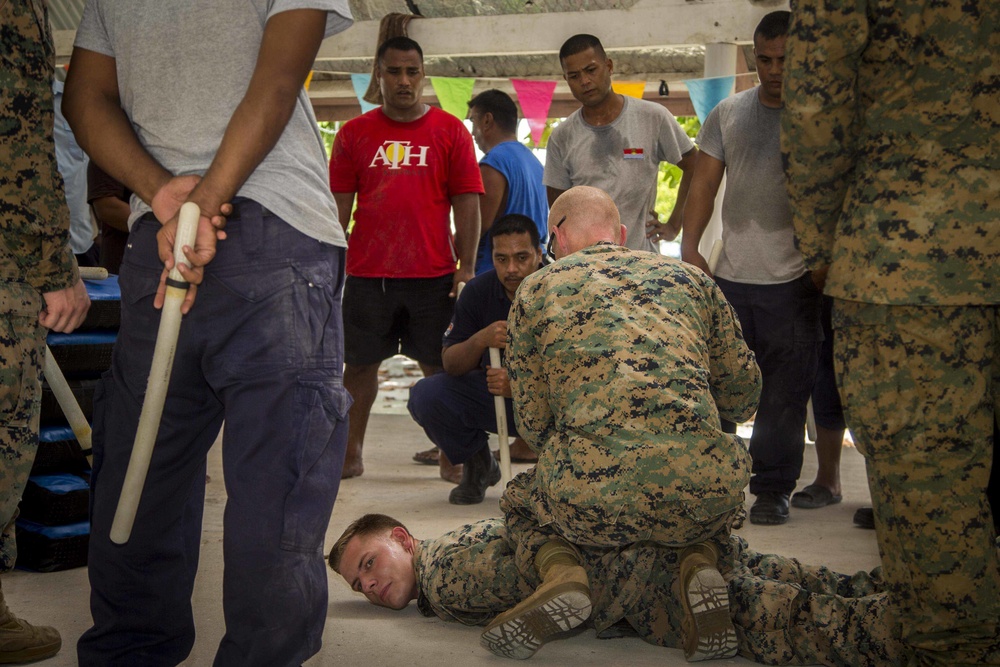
[{"xmin": 6, "ymin": 359, "xmax": 880, "ymax": 666}]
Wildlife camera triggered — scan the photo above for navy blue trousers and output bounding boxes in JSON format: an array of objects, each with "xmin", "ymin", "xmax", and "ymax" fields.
[
  {"xmin": 407, "ymin": 370, "xmax": 518, "ymax": 465},
  {"xmin": 811, "ymin": 295, "xmax": 846, "ymax": 431},
  {"xmin": 78, "ymin": 201, "xmax": 350, "ymax": 667},
  {"xmin": 716, "ymin": 274, "xmax": 823, "ymax": 496}
]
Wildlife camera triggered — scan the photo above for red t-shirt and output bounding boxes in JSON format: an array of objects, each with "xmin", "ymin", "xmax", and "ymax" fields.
[{"xmin": 329, "ymin": 107, "xmax": 484, "ymax": 278}]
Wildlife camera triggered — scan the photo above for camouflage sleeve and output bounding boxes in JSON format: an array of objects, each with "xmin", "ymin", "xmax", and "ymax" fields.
[
  {"xmin": 706, "ymin": 279, "xmax": 761, "ymax": 423},
  {"xmin": 415, "ymin": 519, "xmax": 535, "ymax": 626},
  {"xmin": 0, "ymin": 1, "xmax": 78, "ymax": 295},
  {"xmin": 781, "ymin": 0, "xmax": 870, "ymax": 269},
  {"xmin": 506, "ymin": 272, "xmax": 555, "ymax": 452}
]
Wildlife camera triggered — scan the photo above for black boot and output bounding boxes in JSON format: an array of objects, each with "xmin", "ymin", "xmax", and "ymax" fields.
[{"xmin": 449, "ymin": 446, "xmax": 501, "ymax": 505}]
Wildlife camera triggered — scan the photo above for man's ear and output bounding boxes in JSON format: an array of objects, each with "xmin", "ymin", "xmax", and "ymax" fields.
[
  {"xmin": 607, "ymin": 58, "xmax": 614, "ymax": 75},
  {"xmin": 555, "ymin": 226, "xmax": 569, "ymax": 258},
  {"xmin": 618, "ymin": 224, "xmax": 627, "ymax": 246},
  {"xmin": 391, "ymin": 526, "xmax": 413, "ymax": 551}
]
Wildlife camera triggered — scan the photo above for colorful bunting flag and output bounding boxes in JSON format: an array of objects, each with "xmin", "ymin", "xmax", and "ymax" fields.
[
  {"xmin": 683, "ymin": 75, "xmax": 735, "ymax": 123},
  {"xmin": 430, "ymin": 77, "xmax": 476, "ymax": 119},
  {"xmin": 612, "ymin": 81, "xmax": 646, "ymax": 99},
  {"xmin": 350, "ymin": 74, "xmax": 379, "ymax": 114},
  {"xmin": 511, "ymin": 79, "xmax": 557, "ymax": 145}
]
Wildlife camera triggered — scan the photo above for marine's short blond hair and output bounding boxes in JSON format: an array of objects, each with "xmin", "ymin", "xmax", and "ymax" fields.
[{"xmin": 327, "ymin": 513, "xmax": 408, "ymax": 574}]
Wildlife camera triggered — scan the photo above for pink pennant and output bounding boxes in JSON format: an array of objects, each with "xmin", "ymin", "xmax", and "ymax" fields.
[{"xmin": 511, "ymin": 79, "xmax": 557, "ymax": 144}]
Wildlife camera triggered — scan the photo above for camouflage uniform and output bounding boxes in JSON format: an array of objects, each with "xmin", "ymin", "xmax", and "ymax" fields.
[
  {"xmin": 506, "ymin": 242, "xmax": 760, "ymax": 549},
  {"xmin": 415, "ymin": 517, "xmax": 537, "ymax": 627},
  {"xmin": 415, "ymin": 483, "xmax": 903, "ymax": 665},
  {"xmin": 0, "ymin": 0, "xmax": 78, "ymax": 572},
  {"xmin": 782, "ymin": 0, "xmax": 1000, "ymax": 664}
]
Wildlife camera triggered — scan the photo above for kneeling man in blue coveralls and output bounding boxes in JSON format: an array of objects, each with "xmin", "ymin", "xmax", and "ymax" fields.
[{"xmin": 408, "ymin": 214, "xmax": 543, "ymax": 505}]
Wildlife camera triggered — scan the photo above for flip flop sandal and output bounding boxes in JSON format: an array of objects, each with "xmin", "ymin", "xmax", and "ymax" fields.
[
  {"xmin": 791, "ymin": 484, "xmax": 843, "ymax": 509},
  {"xmin": 412, "ymin": 447, "xmax": 440, "ymax": 465}
]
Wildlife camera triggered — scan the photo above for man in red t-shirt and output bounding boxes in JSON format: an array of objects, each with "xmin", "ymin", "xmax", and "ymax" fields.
[{"xmin": 330, "ymin": 36, "xmax": 483, "ymax": 481}]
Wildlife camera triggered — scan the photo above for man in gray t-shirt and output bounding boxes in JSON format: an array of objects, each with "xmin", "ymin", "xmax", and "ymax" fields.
[
  {"xmin": 544, "ymin": 34, "xmax": 698, "ymax": 253},
  {"xmin": 681, "ymin": 11, "xmax": 824, "ymax": 528},
  {"xmin": 63, "ymin": 2, "xmax": 353, "ymax": 665}
]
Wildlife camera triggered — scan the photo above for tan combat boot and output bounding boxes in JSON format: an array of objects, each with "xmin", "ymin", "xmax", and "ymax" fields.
[
  {"xmin": 0, "ymin": 579, "xmax": 61, "ymax": 664},
  {"xmin": 480, "ymin": 538, "xmax": 592, "ymax": 659},
  {"xmin": 678, "ymin": 542, "xmax": 738, "ymax": 662}
]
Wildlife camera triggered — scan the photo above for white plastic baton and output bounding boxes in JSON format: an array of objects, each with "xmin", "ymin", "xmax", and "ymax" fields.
[
  {"xmin": 489, "ymin": 347, "xmax": 512, "ymax": 488},
  {"xmin": 43, "ymin": 345, "xmax": 93, "ymax": 464},
  {"xmin": 110, "ymin": 202, "xmax": 199, "ymax": 544}
]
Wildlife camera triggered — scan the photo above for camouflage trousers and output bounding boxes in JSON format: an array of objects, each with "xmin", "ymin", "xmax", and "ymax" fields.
[
  {"xmin": 0, "ymin": 285, "xmax": 45, "ymax": 573},
  {"xmin": 527, "ymin": 444, "xmax": 745, "ymax": 551},
  {"xmin": 420, "ymin": 513, "xmax": 900, "ymax": 664},
  {"xmin": 488, "ymin": 469, "xmax": 901, "ymax": 664},
  {"xmin": 500, "ymin": 468, "xmax": 706, "ymax": 640},
  {"xmin": 1, "ymin": 0, "xmax": 65, "ymax": 575},
  {"xmin": 834, "ymin": 301, "xmax": 1000, "ymax": 666},
  {"xmin": 728, "ymin": 539, "xmax": 902, "ymax": 666}
]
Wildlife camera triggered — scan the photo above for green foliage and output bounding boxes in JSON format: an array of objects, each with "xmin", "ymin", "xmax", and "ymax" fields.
[
  {"xmin": 654, "ymin": 116, "xmax": 700, "ymax": 219},
  {"xmin": 317, "ymin": 121, "xmax": 355, "ymax": 233},
  {"xmin": 318, "ymin": 121, "xmax": 339, "ymax": 158},
  {"xmin": 522, "ymin": 119, "xmax": 557, "ymax": 150}
]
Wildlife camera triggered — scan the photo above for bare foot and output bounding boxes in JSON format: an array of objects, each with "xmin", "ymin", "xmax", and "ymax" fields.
[
  {"xmin": 439, "ymin": 452, "xmax": 463, "ymax": 484},
  {"xmin": 341, "ymin": 459, "xmax": 364, "ymax": 479},
  {"xmin": 509, "ymin": 437, "xmax": 537, "ymax": 462},
  {"xmin": 493, "ymin": 437, "xmax": 538, "ymax": 463}
]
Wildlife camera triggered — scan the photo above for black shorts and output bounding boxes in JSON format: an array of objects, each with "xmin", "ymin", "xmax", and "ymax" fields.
[{"xmin": 343, "ymin": 274, "xmax": 454, "ymax": 367}]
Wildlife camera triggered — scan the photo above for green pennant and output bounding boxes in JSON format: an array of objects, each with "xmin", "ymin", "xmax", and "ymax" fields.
[{"xmin": 430, "ymin": 77, "xmax": 476, "ymax": 119}]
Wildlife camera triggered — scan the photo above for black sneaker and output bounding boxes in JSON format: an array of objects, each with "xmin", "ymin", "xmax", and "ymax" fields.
[
  {"xmin": 449, "ymin": 447, "xmax": 501, "ymax": 505},
  {"xmin": 749, "ymin": 491, "xmax": 790, "ymax": 525},
  {"xmin": 853, "ymin": 507, "xmax": 875, "ymax": 529}
]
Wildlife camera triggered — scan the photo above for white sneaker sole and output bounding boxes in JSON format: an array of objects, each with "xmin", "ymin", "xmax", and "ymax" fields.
[
  {"xmin": 684, "ymin": 566, "xmax": 738, "ymax": 662},
  {"xmin": 480, "ymin": 587, "xmax": 592, "ymax": 660}
]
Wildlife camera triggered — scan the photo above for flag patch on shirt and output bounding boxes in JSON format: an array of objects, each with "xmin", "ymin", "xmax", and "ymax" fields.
[{"xmin": 623, "ymin": 148, "xmax": 644, "ymax": 159}]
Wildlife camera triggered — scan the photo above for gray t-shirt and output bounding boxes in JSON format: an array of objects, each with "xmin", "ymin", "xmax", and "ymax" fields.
[
  {"xmin": 696, "ymin": 87, "xmax": 805, "ymax": 284},
  {"xmin": 544, "ymin": 96, "xmax": 694, "ymax": 252},
  {"xmin": 74, "ymin": 0, "xmax": 352, "ymax": 247}
]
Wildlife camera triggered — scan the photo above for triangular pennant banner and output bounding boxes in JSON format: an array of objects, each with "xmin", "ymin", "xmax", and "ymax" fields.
[
  {"xmin": 511, "ymin": 79, "xmax": 557, "ymax": 145},
  {"xmin": 612, "ymin": 81, "xmax": 645, "ymax": 99},
  {"xmin": 430, "ymin": 77, "xmax": 476, "ymax": 119},
  {"xmin": 683, "ymin": 75, "xmax": 735, "ymax": 123},
  {"xmin": 350, "ymin": 74, "xmax": 379, "ymax": 113}
]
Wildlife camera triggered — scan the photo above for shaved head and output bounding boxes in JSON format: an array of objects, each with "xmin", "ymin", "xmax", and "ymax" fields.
[{"xmin": 549, "ymin": 187, "xmax": 626, "ymax": 258}]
